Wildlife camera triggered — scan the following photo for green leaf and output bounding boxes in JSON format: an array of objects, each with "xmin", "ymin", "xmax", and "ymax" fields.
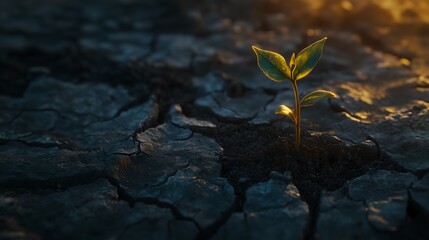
[
  {"xmin": 252, "ymin": 46, "xmax": 291, "ymax": 82},
  {"xmin": 275, "ymin": 105, "xmax": 296, "ymax": 124},
  {"xmin": 290, "ymin": 53, "xmax": 296, "ymax": 70},
  {"xmin": 293, "ymin": 37, "xmax": 327, "ymax": 81},
  {"xmin": 300, "ymin": 90, "xmax": 337, "ymax": 107}
]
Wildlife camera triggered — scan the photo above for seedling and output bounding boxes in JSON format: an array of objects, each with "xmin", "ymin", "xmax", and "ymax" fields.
[{"xmin": 252, "ymin": 37, "xmax": 336, "ymax": 150}]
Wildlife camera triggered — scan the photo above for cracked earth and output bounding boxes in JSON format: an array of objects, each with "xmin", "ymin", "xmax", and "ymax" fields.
[{"xmin": 1, "ymin": 0, "xmax": 428, "ymax": 239}]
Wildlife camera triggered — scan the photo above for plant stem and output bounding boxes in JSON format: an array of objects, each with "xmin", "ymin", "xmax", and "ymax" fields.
[{"xmin": 291, "ymin": 81, "xmax": 301, "ymax": 151}]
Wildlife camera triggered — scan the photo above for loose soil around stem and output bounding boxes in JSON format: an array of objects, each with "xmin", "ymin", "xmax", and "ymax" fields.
[{"xmin": 214, "ymin": 122, "xmax": 400, "ymax": 209}]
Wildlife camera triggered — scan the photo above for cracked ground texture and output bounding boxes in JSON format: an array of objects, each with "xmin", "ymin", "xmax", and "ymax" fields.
[{"xmin": 1, "ymin": 0, "xmax": 429, "ymax": 239}]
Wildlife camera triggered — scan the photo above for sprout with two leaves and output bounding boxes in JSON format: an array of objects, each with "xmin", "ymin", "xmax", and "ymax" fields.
[{"xmin": 252, "ymin": 37, "xmax": 336, "ymax": 151}]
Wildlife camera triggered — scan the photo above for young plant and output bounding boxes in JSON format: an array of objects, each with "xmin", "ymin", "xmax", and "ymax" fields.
[{"xmin": 252, "ymin": 37, "xmax": 336, "ymax": 150}]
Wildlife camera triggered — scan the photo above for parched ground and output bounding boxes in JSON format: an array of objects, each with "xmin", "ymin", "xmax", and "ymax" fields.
[{"xmin": 1, "ymin": 0, "xmax": 428, "ymax": 239}]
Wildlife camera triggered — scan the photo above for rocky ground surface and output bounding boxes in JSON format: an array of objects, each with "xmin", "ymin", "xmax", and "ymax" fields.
[{"xmin": 0, "ymin": 0, "xmax": 428, "ymax": 239}]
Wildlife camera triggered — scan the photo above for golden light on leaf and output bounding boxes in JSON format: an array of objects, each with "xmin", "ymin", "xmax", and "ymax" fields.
[{"xmin": 252, "ymin": 38, "xmax": 331, "ymax": 150}]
